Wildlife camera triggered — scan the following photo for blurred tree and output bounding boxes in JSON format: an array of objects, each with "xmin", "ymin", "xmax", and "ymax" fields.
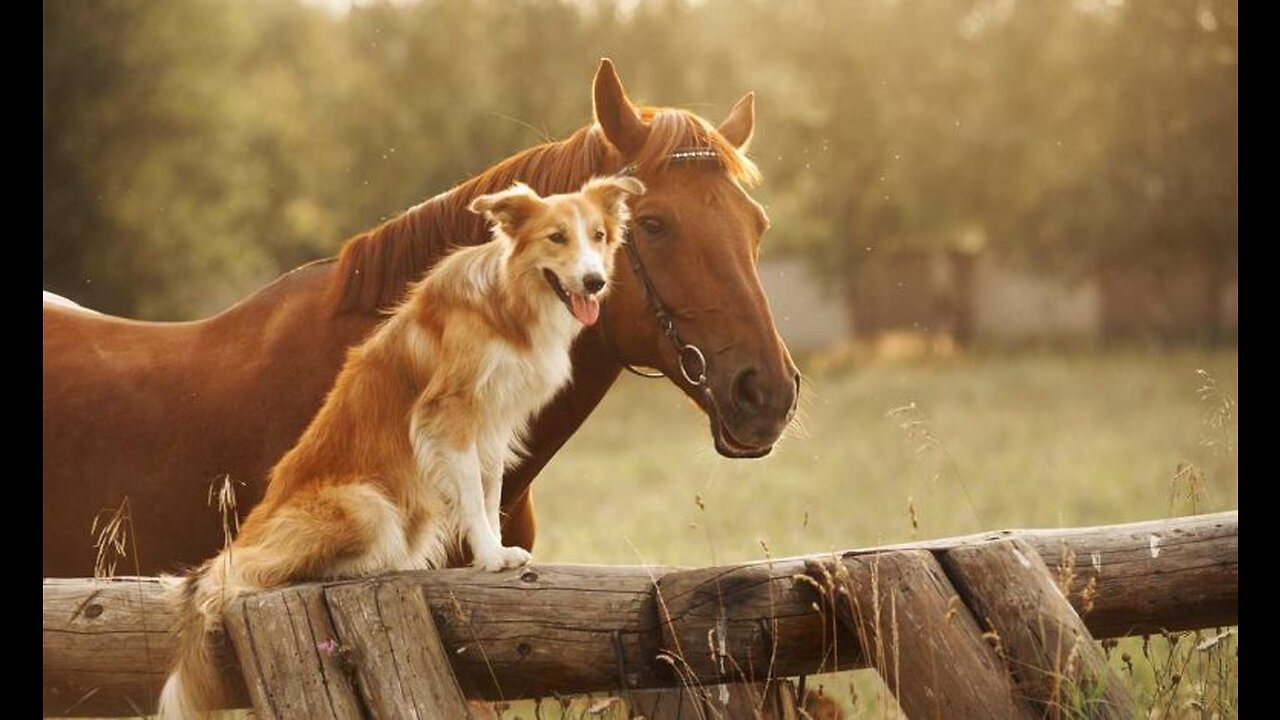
[
  {"xmin": 993, "ymin": 0, "xmax": 1238, "ymax": 343},
  {"xmin": 43, "ymin": 0, "xmax": 1237, "ymax": 342},
  {"xmin": 1092, "ymin": 0, "xmax": 1238, "ymax": 343},
  {"xmin": 44, "ymin": 0, "xmax": 349, "ymax": 317}
]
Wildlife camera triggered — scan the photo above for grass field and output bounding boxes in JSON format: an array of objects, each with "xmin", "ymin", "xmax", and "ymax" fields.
[
  {"xmin": 534, "ymin": 348, "xmax": 1237, "ymax": 566},
  {"xmin": 517, "ymin": 348, "xmax": 1238, "ymax": 718}
]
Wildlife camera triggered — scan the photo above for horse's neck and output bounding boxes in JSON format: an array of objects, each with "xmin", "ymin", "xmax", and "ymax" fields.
[{"xmin": 330, "ymin": 132, "xmax": 618, "ymax": 317}]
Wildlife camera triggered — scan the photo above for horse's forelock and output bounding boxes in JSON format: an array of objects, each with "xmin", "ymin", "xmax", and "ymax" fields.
[{"xmin": 633, "ymin": 108, "xmax": 762, "ymax": 187}]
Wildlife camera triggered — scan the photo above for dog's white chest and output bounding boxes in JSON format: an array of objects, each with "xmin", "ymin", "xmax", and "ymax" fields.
[{"xmin": 478, "ymin": 339, "xmax": 573, "ymax": 418}]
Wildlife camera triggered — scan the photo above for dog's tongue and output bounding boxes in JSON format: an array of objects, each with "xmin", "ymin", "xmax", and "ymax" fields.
[{"xmin": 570, "ymin": 294, "xmax": 600, "ymax": 326}]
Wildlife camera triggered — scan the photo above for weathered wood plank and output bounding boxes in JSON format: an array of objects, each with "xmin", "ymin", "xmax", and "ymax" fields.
[
  {"xmin": 1015, "ymin": 514, "xmax": 1238, "ymax": 638},
  {"xmin": 806, "ymin": 551, "xmax": 1037, "ymax": 720},
  {"xmin": 42, "ymin": 576, "xmax": 176, "ymax": 716},
  {"xmin": 655, "ymin": 558, "xmax": 843, "ymax": 685},
  {"xmin": 416, "ymin": 564, "xmax": 671, "ymax": 700},
  {"xmin": 941, "ymin": 538, "xmax": 1136, "ymax": 719},
  {"xmin": 861, "ymin": 511, "xmax": 1238, "ymax": 637},
  {"xmin": 224, "ymin": 584, "xmax": 364, "ymax": 720},
  {"xmin": 326, "ymin": 576, "xmax": 472, "ymax": 719},
  {"xmin": 42, "ymin": 511, "xmax": 1237, "ymax": 716}
]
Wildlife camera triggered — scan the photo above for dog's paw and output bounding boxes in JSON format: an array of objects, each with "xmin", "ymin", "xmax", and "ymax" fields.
[
  {"xmin": 473, "ymin": 546, "xmax": 533, "ymax": 573},
  {"xmin": 499, "ymin": 545, "xmax": 533, "ymax": 568}
]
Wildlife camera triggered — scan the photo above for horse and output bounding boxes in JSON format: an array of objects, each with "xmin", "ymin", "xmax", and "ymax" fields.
[{"xmin": 42, "ymin": 59, "xmax": 800, "ymax": 577}]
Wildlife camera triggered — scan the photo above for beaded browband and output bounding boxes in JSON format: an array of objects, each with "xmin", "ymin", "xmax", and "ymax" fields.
[{"xmin": 617, "ymin": 147, "xmax": 723, "ymax": 177}]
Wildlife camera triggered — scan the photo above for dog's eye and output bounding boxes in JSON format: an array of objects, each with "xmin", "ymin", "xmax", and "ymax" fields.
[
  {"xmin": 638, "ymin": 217, "xmax": 666, "ymax": 237},
  {"xmin": 593, "ymin": 229, "xmax": 606, "ymax": 242},
  {"xmin": 548, "ymin": 232, "xmax": 567, "ymax": 245}
]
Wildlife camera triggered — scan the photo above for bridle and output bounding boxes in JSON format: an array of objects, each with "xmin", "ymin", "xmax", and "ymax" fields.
[
  {"xmin": 614, "ymin": 231, "xmax": 708, "ymax": 386},
  {"xmin": 599, "ymin": 146, "xmax": 798, "ymax": 458},
  {"xmin": 604, "ymin": 147, "xmax": 723, "ymax": 388}
]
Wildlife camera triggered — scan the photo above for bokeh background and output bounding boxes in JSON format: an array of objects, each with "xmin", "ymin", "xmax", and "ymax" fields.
[{"xmin": 44, "ymin": 1, "xmax": 1237, "ymax": 716}]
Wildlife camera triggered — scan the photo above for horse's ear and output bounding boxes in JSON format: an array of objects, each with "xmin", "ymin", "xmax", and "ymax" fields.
[
  {"xmin": 593, "ymin": 58, "xmax": 647, "ymax": 156},
  {"xmin": 468, "ymin": 183, "xmax": 546, "ymax": 235},
  {"xmin": 717, "ymin": 92, "xmax": 755, "ymax": 151},
  {"xmin": 583, "ymin": 176, "xmax": 646, "ymax": 219}
]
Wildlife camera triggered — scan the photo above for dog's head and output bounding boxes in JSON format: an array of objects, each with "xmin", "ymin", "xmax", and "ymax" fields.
[{"xmin": 469, "ymin": 176, "xmax": 645, "ymax": 326}]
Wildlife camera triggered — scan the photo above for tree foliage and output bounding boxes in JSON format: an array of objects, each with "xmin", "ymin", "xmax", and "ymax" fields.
[{"xmin": 43, "ymin": 0, "xmax": 1237, "ymax": 321}]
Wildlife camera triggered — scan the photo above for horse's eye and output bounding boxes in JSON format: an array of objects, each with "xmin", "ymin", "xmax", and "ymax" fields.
[
  {"xmin": 594, "ymin": 229, "xmax": 606, "ymax": 242},
  {"xmin": 638, "ymin": 217, "xmax": 666, "ymax": 237},
  {"xmin": 548, "ymin": 232, "xmax": 567, "ymax": 245}
]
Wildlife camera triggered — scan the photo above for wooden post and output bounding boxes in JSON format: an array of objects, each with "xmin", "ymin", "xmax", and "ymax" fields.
[
  {"xmin": 626, "ymin": 685, "xmax": 705, "ymax": 719},
  {"xmin": 806, "ymin": 551, "xmax": 1038, "ymax": 720},
  {"xmin": 941, "ymin": 537, "xmax": 1137, "ymax": 719},
  {"xmin": 628, "ymin": 681, "xmax": 801, "ymax": 720},
  {"xmin": 223, "ymin": 585, "xmax": 364, "ymax": 720},
  {"xmin": 325, "ymin": 577, "xmax": 473, "ymax": 719}
]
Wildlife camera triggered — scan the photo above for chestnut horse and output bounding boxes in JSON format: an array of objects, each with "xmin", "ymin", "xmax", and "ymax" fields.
[{"xmin": 42, "ymin": 60, "xmax": 799, "ymax": 577}]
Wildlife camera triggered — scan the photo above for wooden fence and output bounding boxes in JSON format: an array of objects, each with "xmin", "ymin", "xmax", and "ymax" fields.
[{"xmin": 43, "ymin": 510, "xmax": 1237, "ymax": 718}]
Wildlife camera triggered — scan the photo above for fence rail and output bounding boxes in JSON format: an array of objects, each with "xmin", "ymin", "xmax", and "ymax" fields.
[{"xmin": 43, "ymin": 510, "xmax": 1237, "ymax": 717}]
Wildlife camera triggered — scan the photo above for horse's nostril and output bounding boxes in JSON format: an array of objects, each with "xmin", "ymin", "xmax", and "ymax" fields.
[
  {"xmin": 732, "ymin": 367, "xmax": 767, "ymax": 411},
  {"xmin": 583, "ymin": 274, "xmax": 606, "ymax": 294}
]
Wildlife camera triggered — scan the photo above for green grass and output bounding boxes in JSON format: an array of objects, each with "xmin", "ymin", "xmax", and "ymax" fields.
[
  {"xmin": 517, "ymin": 348, "xmax": 1237, "ymax": 719},
  {"xmin": 534, "ymin": 348, "xmax": 1237, "ymax": 566}
]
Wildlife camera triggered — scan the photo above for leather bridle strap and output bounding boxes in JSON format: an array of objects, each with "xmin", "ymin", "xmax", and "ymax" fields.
[
  {"xmin": 602, "ymin": 147, "xmax": 723, "ymax": 386},
  {"xmin": 616, "ymin": 227, "xmax": 707, "ymax": 386}
]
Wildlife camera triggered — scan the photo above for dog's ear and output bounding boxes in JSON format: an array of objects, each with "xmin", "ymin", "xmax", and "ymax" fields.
[
  {"xmin": 469, "ymin": 183, "xmax": 546, "ymax": 235},
  {"xmin": 582, "ymin": 176, "xmax": 646, "ymax": 220}
]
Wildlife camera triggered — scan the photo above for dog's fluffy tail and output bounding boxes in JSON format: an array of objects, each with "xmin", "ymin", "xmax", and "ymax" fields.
[{"xmin": 157, "ymin": 555, "xmax": 242, "ymax": 719}]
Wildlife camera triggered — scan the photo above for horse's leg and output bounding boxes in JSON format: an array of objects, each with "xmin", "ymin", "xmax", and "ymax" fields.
[{"xmin": 501, "ymin": 490, "xmax": 537, "ymax": 553}]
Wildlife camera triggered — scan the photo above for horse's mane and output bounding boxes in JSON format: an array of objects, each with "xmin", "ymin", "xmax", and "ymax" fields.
[{"xmin": 329, "ymin": 107, "xmax": 761, "ymax": 314}]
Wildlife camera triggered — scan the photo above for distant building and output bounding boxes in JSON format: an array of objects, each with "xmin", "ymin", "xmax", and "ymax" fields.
[
  {"xmin": 971, "ymin": 255, "xmax": 1099, "ymax": 343},
  {"xmin": 757, "ymin": 251, "xmax": 1237, "ymax": 350},
  {"xmin": 756, "ymin": 256, "xmax": 852, "ymax": 351}
]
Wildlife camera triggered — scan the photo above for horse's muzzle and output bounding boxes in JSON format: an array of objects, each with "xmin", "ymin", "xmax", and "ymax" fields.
[{"xmin": 706, "ymin": 366, "xmax": 800, "ymax": 458}]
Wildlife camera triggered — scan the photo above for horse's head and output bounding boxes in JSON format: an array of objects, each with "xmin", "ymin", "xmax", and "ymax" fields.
[{"xmin": 592, "ymin": 60, "xmax": 800, "ymax": 459}]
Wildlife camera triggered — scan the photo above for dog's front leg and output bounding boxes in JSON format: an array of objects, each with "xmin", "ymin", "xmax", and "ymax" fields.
[
  {"xmin": 455, "ymin": 444, "xmax": 530, "ymax": 572},
  {"xmin": 480, "ymin": 452, "xmax": 505, "ymax": 540},
  {"xmin": 413, "ymin": 394, "xmax": 530, "ymax": 572}
]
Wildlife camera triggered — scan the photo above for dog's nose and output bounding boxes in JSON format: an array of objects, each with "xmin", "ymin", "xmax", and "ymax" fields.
[{"xmin": 582, "ymin": 273, "xmax": 606, "ymax": 295}]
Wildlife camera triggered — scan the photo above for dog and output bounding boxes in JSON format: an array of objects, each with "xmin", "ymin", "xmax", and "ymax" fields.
[{"xmin": 157, "ymin": 175, "xmax": 644, "ymax": 718}]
